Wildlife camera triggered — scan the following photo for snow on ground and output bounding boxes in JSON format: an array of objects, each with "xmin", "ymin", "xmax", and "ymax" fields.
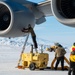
[{"xmin": 0, "ymin": 45, "xmax": 70, "ymax": 75}]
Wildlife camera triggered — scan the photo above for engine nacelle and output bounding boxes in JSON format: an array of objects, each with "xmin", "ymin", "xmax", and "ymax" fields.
[
  {"xmin": 0, "ymin": 0, "xmax": 35, "ymax": 37},
  {"xmin": 51, "ymin": 0, "xmax": 75, "ymax": 27}
]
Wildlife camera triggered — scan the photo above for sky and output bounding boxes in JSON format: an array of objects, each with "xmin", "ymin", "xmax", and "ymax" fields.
[{"xmin": 27, "ymin": 0, "xmax": 75, "ymax": 47}]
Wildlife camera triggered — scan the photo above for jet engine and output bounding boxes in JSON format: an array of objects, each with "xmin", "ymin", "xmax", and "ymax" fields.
[
  {"xmin": 0, "ymin": 0, "xmax": 35, "ymax": 37},
  {"xmin": 51, "ymin": 0, "xmax": 75, "ymax": 27}
]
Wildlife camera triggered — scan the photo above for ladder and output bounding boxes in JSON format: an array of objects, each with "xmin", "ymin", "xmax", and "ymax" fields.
[{"xmin": 16, "ymin": 34, "xmax": 29, "ymax": 69}]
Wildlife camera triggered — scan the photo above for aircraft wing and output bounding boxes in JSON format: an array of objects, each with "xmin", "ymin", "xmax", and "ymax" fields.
[
  {"xmin": 34, "ymin": 0, "xmax": 75, "ymax": 27},
  {"xmin": 31, "ymin": 0, "xmax": 52, "ymax": 24},
  {"xmin": 37, "ymin": 0, "xmax": 53, "ymax": 17}
]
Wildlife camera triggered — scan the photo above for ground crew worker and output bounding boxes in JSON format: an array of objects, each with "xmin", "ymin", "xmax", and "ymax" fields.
[
  {"xmin": 70, "ymin": 43, "xmax": 75, "ymax": 52},
  {"xmin": 68, "ymin": 43, "xmax": 75, "ymax": 75},
  {"xmin": 54, "ymin": 43, "xmax": 66, "ymax": 70},
  {"xmin": 22, "ymin": 24, "xmax": 38, "ymax": 53}
]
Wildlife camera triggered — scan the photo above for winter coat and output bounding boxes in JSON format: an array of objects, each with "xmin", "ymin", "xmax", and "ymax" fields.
[
  {"xmin": 28, "ymin": 27, "xmax": 36, "ymax": 36},
  {"xmin": 69, "ymin": 45, "xmax": 75, "ymax": 62},
  {"xmin": 55, "ymin": 47, "xmax": 66, "ymax": 57}
]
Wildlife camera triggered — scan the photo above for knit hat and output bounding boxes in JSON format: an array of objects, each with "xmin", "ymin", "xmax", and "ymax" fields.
[
  {"xmin": 73, "ymin": 42, "xmax": 75, "ymax": 46},
  {"xmin": 54, "ymin": 43, "xmax": 62, "ymax": 47}
]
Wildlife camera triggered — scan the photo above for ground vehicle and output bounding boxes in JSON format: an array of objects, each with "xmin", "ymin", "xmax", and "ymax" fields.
[
  {"xmin": 17, "ymin": 44, "xmax": 49, "ymax": 70},
  {"xmin": 21, "ymin": 52, "xmax": 49, "ymax": 70}
]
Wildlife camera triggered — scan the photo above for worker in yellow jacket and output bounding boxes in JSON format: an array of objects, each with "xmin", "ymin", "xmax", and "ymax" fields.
[{"xmin": 68, "ymin": 43, "xmax": 75, "ymax": 75}]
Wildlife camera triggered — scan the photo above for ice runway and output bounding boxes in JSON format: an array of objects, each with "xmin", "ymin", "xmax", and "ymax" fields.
[{"xmin": 0, "ymin": 45, "xmax": 69, "ymax": 75}]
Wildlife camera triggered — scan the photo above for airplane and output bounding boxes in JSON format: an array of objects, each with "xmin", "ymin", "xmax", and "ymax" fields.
[{"xmin": 0, "ymin": 0, "xmax": 74, "ymax": 37}]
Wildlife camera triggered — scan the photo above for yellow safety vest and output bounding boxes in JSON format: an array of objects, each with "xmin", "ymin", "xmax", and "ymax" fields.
[{"xmin": 70, "ymin": 55, "xmax": 75, "ymax": 62}]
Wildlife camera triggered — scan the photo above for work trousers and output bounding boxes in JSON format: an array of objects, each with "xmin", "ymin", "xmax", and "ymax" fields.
[
  {"xmin": 68, "ymin": 61, "xmax": 75, "ymax": 75},
  {"xmin": 55, "ymin": 56, "xmax": 64, "ymax": 70},
  {"xmin": 32, "ymin": 36, "xmax": 38, "ymax": 48}
]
